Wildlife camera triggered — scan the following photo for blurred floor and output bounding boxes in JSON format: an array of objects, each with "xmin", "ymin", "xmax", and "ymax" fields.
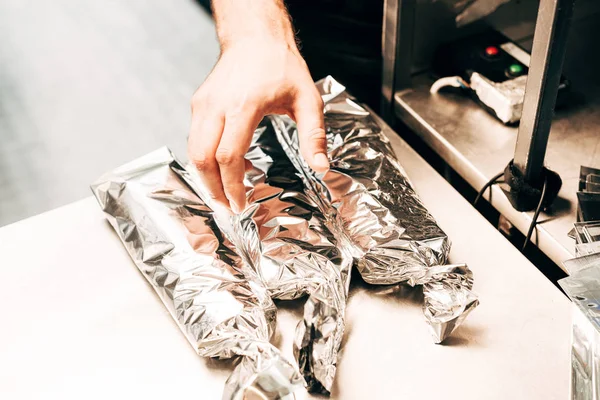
[{"xmin": 0, "ymin": 0, "xmax": 219, "ymax": 226}]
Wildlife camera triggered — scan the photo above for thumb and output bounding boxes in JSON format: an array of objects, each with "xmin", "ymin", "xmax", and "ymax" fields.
[{"xmin": 293, "ymin": 93, "xmax": 329, "ymax": 172}]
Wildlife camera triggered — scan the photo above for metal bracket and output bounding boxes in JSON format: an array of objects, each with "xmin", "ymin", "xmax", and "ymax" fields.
[
  {"xmin": 513, "ymin": 0, "xmax": 574, "ymax": 187},
  {"xmin": 381, "ymin": 0, "xmax": 416, "ymax": 122}
]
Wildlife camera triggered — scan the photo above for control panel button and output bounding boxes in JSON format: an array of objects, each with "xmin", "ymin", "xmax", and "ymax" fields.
[
  {"xmin": 484, "ymin": 46, "xmax": 499, "ymax": 57},
  {"xmin": 508, "ymin": 63, "xmax": 524, "ymax": 76}
]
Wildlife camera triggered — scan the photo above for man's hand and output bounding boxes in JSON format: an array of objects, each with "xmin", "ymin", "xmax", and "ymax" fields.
[{"xmin": 188, "ymin": 0, "xmax": 328, "ymax": 213}]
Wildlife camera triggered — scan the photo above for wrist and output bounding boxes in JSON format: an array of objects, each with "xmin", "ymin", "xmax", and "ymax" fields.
[
  {"xmin": 220, "ymin": 35, "xmax": 300, "ymax": 58},
  {"xmin": 214, "ymin": 1, "xmax": 298, "ymax": 55}
]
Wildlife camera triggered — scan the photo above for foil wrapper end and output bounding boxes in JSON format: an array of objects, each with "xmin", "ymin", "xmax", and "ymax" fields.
[
  {"xmin": 293, "ymin": 280, "xmax": 349, "ymax": 395},
  {"xmin": 422, "ymin": 264, "xmax": 479, "ymax": 343},
  {"xmin": 223, "ymin": 341, "xmax": 305, "ymax": 400}
]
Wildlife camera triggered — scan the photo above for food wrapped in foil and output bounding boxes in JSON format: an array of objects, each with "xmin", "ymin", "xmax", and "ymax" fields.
[
  {"xmin": 92, "ymin": 76, "xmax": 479, "ymax": 398},
  {"xmin": 91, "ymin": 148, "xmax": 303, "ymax": 400},
  {"xmin": 243, "ymin": 122, "xmax": 352, "ymax": 394},
  {"xmin": 270, "ymin": 76, "xmax": 479, "ymax": 344},
  {"xmin": 191, "ymin": 119, "xmax": 352, "ymax": 394}
]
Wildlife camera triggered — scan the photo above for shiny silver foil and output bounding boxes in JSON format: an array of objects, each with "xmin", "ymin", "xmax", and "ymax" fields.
[
  {"xmin": 270, "ymin": 76, "xmax": 479, "ymax": 343},
  {"xmin": 559, "ymin": 265, "xmax": 600, "ymax": 399},
  {"xmin": 421, "ymin": 264, "xmax": 478, "ymax": 342},
  {"xmin": 91, "ymin": 148, "xmax": 303, "ymax": 400},
  {"xmin": 189, "ymin": 120, "xmax": 352, "ymax": 395},
  {"xmin": 92, "ymin": 76, "xmax": 479, "ymax": 399},
  {"xmin": 244, "ymin": 122, "xmax": 352, "ymax": 395}
]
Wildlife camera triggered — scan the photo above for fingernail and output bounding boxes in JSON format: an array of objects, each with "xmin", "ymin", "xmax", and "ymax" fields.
[{"xmin": 313, "ymin": 153, "xmax": 330, "ymax": 171}]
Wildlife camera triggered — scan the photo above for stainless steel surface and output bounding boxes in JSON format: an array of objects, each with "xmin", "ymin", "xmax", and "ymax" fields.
[
  {"xmin": 0, "ymin": 0, "xmax": 219, "ymax": 227},
  {"xmin": 563, "ymin": 253, "xmax": 600, "ymax": 275},
  {"xmin": 0, "ymin": 116, "xmax": 572, "ymax": 399},
  {"xmin": 395, "ymin": 79, "xmax": 562, "ymax": 266},
  {"xmin": 514, "ymin": 0, "xmax": 575, "ymax": 184},
  {"xmin": 381, "ymin": 0, "xmax": 416, "ymax": 121},
  {"xmin": 395, "ymin": 73, "xmax": 600, "ymax": 268},
  {"xmin": 393, "ymin": 7, "xmax": 600, "ymax": 269},
  {"xmin": 393, "ymin": 76, "xmax": 563, "ymax": 268}
]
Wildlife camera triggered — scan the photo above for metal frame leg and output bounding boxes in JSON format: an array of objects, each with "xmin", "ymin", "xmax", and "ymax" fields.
[
  {"xmin": 381, "ymin": 0, "xmax": 416, "ymax": 122},
  {"xmin": 513, "ymin": 0, "xmax": 575, "ymax": 186}
]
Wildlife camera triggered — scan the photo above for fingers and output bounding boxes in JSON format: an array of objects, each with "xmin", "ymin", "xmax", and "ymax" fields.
[
  {"xmin": 188, "ymin": 111, "xmax": 228, "ymax": 205},
  {"xmin": 293, "ymin": 93, "xmax": 329, "ymax": 172},
  {"xmin": 216, "ymin": 109, "xmax": 261, "ymax": 212}
]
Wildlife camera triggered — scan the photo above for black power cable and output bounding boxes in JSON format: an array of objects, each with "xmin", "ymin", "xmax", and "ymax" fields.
[
  {"xmin": 473, "ymin": 171, "xmax": 504, "ymax": 207},
  {"xmin": 522, "ymin": 175, "xmax": 549, "ymax": 251},
  {"xmin": 473, "ymin": 170, "xmax": 550, "ymax": 253}
]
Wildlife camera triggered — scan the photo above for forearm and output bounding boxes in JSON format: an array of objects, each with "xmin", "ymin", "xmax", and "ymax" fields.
[{"xmin": 212, "ymin": 0, "xmax": 297, "ymax": 52}]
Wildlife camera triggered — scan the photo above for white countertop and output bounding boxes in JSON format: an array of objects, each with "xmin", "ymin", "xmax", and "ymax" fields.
[{"xmin": 0, "ymin": 127, "xmax": 572, "ymax": 399}]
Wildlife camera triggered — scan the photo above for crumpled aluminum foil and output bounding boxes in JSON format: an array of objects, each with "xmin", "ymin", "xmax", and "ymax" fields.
[
  {"xmin": 92, "ymin": 76, "xmax": 479, "ymax": 399},
  {"xmin": 193, "ymin": 119, "xmax": 352, "ymax": 395},
  {"xmin": 244, "ymin": 122, "xmax": 352, "ymax": 395},
  {"xmin": 421, "ymin": 264, "xmax": 477, "ymax": 342},
  {"xmin": 91, "ymin": 148, "xmax": 303, "ymax": 400},
  {"xmin": 270, "ymin": 76, "xmax": 479, "ymax": 344}
]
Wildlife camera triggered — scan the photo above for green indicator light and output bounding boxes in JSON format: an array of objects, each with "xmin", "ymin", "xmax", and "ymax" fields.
[{"xmin": 509, "ymin": 64, "xmax": 524, "ymax": 75}]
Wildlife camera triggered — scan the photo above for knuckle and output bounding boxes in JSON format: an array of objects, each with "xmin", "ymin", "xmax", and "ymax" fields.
[
  {"xmin": 215, "ymin": 148, "xmax": 239, "ymax": 166},
  {"xmin": 190, "ymin": 153, "xmax": 213, "ymax": 172},
  {"xmin": 224, "ymin": 108, "xmax": 242, "ymax": 122},
  {"xmin": 306, "ymin": 127, "xmax": 326, "ymax": 142},
  {"xmin": 207, "ymin": 191, "xmax": 223, "ymax": 201},
  {"xmin": 191, "ymin": 91, "xmax": 210, "ymax": 111},
  {"xmin": 245, "ymin": 91, "xmax": 263, "ymax": 106},
  {"xmin": 226, "ymin": 103, "xmax": 255, "ymax": 121}
]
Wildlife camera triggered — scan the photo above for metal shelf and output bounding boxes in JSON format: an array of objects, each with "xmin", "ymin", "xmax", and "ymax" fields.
[
  {"xmin": 394, "ymin": 69, "xmax": 600, "ymax": 269},
  {"xmin": 383, "ymin": 0, "xmax": 600, "ymax": 270}
]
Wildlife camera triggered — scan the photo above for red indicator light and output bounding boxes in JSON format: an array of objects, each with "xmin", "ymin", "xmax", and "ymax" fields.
[{"xmin": 485, "ymin": 46, "xmax": 499, "ymax": 57}]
